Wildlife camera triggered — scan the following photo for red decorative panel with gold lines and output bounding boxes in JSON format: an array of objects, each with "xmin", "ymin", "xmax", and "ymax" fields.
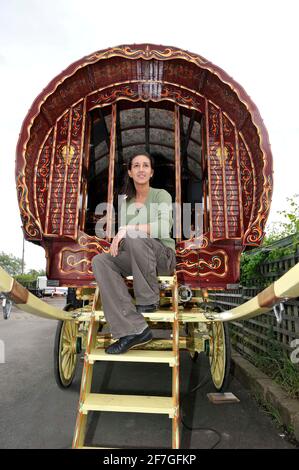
[
  {"xmin": 44, "ymin": 100, "xmax": 85, "ymax": 238},
  {"xmin": 44, "ymin": 231, "xmax": 110, "ymax": 285},
  {"xmin": 239, "ymin": 135, "xmax": 254, "ymax": 230},
  {"xmin": 206, "ymin": 102, "xmax": 244, "ymax": 242},
  {"xmin": 46, "ymin": 110, "xmax": 70, "ymax": 234},
  {"xmin": 35, "ymin": 130, "xmax": 53, "ymax": 229},
  {"xmin": 176, "ymin": 248, "xmax": 228, "ymax": 278},
  {"xmin": 62, "ymin": 100, "xmax": 85, "ymax": 237},
  {"xmin": 87, "ymin": 82, "xmax": 205, "ymax": 112},
  {"xmin": 222, "ymin": 114, "xmax": 243, "ymax": 238},
  {"xmin": 175, "ymin": 237, "xmax": 243, "ymax": 289},
  {"xmin": 206, "ymin": 102, "xmax": 226, "ymax": 241}
]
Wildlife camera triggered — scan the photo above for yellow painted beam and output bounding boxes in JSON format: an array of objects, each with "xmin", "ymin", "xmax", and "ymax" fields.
[
  {"xmin": 81, "ymin": 393, "xmax": 175, "ymax": 417},
  {"xmin": 210, "ymin": 262, "xmax": 299, "ymax": 322},
  {"xmin": 0, "ymin": 266, "xmax": 72, "ymax": 321},
  {"xmin": 87, "ymin": 349, "xmax": 176, "ymax": 365},
  {"xmin": 2, "ymin": 263, "xmax": 299, "ymax": 324}
]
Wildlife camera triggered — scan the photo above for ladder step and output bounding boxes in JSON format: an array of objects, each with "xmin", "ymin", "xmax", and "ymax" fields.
[
  {"xmin": 143, "ymin": 310, "xmax": 176, "ymax": 321},
  {"xmin": 81, "ymin": 393, "xmax": 175, "ymax": 417},
  {"xmin": 126, "ymin": 275, "xmax": 174, "ymax": 284},
  {"xmin": 78, "ymin": 446, "xmax": 118, "ymax": 449},
  {"xmin": 87, "ymin": 349, "xmax": 176, "ymax": 366},
  {"xmin": 91, "ymin": 310, "xmax": 176, "ymax": 322},
  {"xmin": 76, "ymin": 309, "xmax": 209, "ymax": 323}
]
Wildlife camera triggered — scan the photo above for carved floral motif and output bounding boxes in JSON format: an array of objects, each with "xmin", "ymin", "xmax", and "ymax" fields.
[{"xmin": 16, "ymin": 172, "xmax": 42, "ymax": 239}]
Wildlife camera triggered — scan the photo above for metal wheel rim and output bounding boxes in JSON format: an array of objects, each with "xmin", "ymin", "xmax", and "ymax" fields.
[
  {"xmin": 59, "ymin": 321, "xmax": 78, "ymax": 385},
  {"xmin": 208, "ymin": 322, "xmax": 226, "ymax": 389}
]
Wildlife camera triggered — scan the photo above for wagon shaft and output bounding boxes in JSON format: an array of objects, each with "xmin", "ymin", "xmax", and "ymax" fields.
[{"xmin": 1, "ymin": 264, "xmax": 299, "ymax": 323}]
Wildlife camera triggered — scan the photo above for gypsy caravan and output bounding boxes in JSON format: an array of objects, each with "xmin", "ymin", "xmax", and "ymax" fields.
[{"xmin": 2, "ymin": 44, "xmax": 298, "ymax": 449}]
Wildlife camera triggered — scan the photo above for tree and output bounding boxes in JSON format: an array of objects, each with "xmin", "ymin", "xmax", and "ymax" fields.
[
  {"xmin": 14, "ymin": 268, "xmax": 47, "ymax": 287},
  {"xmin": 27, "ymin": 268, "xmax": 46, "ymax": 277},
  {"xmin": 263, "ymin": 194, "xmax": 299, "ymax": 245},
  {"xmin": 240, "ymin": 194, "xmax": 299, "ymax": 286},
  {"xmin": 0, "ymin": 251, "xmax": 23, "ymax": 276}
]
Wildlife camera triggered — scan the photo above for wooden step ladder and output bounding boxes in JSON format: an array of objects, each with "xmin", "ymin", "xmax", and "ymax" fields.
[{"xmin": 72, "ymin": 273, "xmax": 180, "ymax": 449}]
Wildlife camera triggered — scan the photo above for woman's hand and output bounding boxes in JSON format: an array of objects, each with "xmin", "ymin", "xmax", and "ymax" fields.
[{"xmin": 110, "ymin": 227, "xmax": 127, "ymax": 257}]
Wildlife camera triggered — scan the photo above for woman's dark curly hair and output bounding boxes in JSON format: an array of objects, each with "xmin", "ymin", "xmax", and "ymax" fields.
[{"xmin": 120, "ymin": 151, "xmax": 155, "ymax": 200}]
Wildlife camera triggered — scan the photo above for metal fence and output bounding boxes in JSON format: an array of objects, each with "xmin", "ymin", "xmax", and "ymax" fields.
[{"xmin": 208, "ymin": 251, "xmax": 299, "ymax": 361}]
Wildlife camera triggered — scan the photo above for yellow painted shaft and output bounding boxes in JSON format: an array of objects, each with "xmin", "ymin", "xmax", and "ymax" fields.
[{"xmin": 1, "ymin": 263, "xmax": 299, "ymax": 323}]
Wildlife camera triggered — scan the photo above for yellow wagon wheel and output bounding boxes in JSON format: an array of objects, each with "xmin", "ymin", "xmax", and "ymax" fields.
[
  {"xmin": 207, "ymin": 321, "xmax": 231, "ymax": 392},
  {"xmin": 54, "ymin": 319, "xmax": 79, "ymax": 389}
]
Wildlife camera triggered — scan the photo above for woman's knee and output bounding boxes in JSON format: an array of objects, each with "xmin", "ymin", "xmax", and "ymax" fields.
[
  {"xmin": 91, "ymin": 252, "xmax": 109, "ymax": 271},
  {"xmin": 123, "ymin": 231, "xmax": 150, "ymax": 250}
]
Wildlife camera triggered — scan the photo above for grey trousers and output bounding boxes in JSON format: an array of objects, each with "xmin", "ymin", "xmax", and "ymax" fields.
[{"xmin": 91, "ymin": 229, "xmax": 176, "ymax": 338}]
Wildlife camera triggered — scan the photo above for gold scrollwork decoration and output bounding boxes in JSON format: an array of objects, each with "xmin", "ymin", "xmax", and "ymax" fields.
[
  {"xmin": 85, "ymin": 46, "xmax": 209, "ymax": 67},
  {"xmin": 78, "ymin": 235, "xmax": 110, "ymax": 252},
  {"xmin": 61, "ymin": 144, "xmax": 76, "ymax": 166},
  {"xmin": 16, "ymin": 172, "xmax": 42, "ymax": 239},
  {"xmin": 176, "ymin": 235, "xmax": 209, "ymax": 255},
  {"xmin": 244, "ymin": 175, "xmax": 272, "ymax": 245},
  {"xmin": 177, "ymin": 250, "xmax": 228, "ymax": 278},
  {"xmin": 198, "ymin": 255, "xmax": 222, "ymax": 271},
  {"xmin": 216, "ymin": 145, "xmax": 229, "ymax": 163}
]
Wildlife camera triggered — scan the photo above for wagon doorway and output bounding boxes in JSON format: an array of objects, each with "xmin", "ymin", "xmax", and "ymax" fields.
[{"xmin": 82, "ymin": 101, "xmax": 204, "ymax": 241}]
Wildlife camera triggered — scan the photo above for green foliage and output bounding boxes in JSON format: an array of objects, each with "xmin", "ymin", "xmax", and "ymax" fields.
[
  {"xmin": 240, "ymin": 251, "xmax": 268, "ymax": 287},
  {"xmin": 240, "ymin": 194, "xmax": 299, "ymax": 287},
  {"xmin": 0, "ymin": 251, "xmax": 23, "ymax": 276},
  {"xmin": 266, "ymin": 245, "xmax": 295, "ymax": 261},
  {"xmin": 230, "ymin": 324, "xmax": 299, "ymax": 401},
  {"xmin": 252, "ymin": 328, "xmax": 299, "ymax": 400},
  {"xmin": 0, "ymin": 251, "xmax": 45, "ymax": 280},
  {"xmin": 253, "ymin": 391, "xmax": 284, "ymax": 427},
  {"xmin": 27, "ymin": 268, "xmax": 46, "ymax": 277},
  {"xmin": 264, "ymin": 194, "xmax": 299, "ymax": 243},
  {"xmin": 252, "ymin": 390, "xmax": 298, "ymax": 446},
  {"xmin": 14, "ymin": 273, "xmax": 36, "ymax": 288},
  {"xmin": 15, "ymin": 269, "xmax": 46, "ymax": 288}
]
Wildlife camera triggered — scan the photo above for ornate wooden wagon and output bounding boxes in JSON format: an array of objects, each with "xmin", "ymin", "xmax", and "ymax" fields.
[
  {"xmin": 16, "ymin": 43, "xmax": 273, "ymax": 289},
  {"xmin": 7, "ymin": 43, "xmax": 294, "ymax": 449}
]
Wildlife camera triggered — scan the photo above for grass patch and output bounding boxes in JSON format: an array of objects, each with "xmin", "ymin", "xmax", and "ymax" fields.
[
  {"xmin": 251, "ymin": 331, "xmax": 299, "ymax": 400},
  {"xmin": 253, "ymin": 391, "xmax": 298, "ymax": 446}
]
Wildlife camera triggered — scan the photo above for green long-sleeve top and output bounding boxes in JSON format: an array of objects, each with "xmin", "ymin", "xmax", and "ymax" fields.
[{"xmin": 119, "ymin": 187, "xmax": 176, "ymax": 252}]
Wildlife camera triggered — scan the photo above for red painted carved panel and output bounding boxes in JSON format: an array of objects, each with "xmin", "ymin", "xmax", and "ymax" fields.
[
  {"xmin": 206, "ymin": 102, "xmax": 226, "ymax": 241},
  {"xmin": 44, "ymin": 100, "xmax": 85, "ymax": 238}
]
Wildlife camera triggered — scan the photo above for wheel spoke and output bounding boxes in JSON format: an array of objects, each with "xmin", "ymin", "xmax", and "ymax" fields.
[
  {"xmin": 65, "ymin": 354, "xmax": 72, "ymax": 379},
  {"xmin": 61, "ymin": 352, "xmax": 70, "ymax": 375},
  {"xmin": 215, "ymin": 358, "xmax": 223, "ymax": 381},
  {"xmin": 62, "ymin": 336, "xmax": 71, "ymax": 345},
  {"xmin": 61, "ymin": 345, "xmax": 69, "ymax": 356},
  {"xmin": 71, "ymin": 354, "xmax": 77, "ymax": 374},
  {"xmin": 208, "ymin": 322, "xmax": 227, "ymax": 389},
  {"xmin": 56, "ymin": 320, "xmax": 79, "ymax": 387},
  {"xmin": 64, "ymin": 323, "xmax": 72, "ymax": 342}
]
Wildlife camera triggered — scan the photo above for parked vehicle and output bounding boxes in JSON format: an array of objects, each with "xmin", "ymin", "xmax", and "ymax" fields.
[
  {"xmin": 24, "ymin": 276, "xmax": 63, "ymax": 298},
  {"xmin": 36, "ymin": 276, "xmax": 56, "ymax": 297},
  {"xmin": 54, "ymin": 287, "xmax": 68, "ymax": 296}
]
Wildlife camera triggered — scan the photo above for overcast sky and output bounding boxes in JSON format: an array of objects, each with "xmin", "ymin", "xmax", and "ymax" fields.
[{"xmin": 0, "ymin": 0, "xmax": 298, "ymax": 271}]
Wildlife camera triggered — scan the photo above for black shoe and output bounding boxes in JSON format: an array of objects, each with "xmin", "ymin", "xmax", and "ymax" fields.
[
  {"xmin": 136, "ymin": 303, "xmax": 159, "ymax": 314},
  {"xmin": 105, "ymin": 327, "xmax": 153, "ymax": 354}
]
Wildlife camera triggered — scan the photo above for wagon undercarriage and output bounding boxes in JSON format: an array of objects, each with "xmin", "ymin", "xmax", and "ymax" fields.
[{"xmin": 2, "ymin": 262, "xmax": 299, "ymax": 448}]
